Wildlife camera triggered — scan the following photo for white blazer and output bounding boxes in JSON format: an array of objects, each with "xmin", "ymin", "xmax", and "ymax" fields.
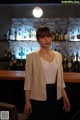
[{"xmin": 24, "ymin": 50, "xmax": 66, "ymax": 100}]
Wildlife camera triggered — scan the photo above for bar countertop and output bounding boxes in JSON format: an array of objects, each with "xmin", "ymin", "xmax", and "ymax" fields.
[
  {"xmin": 0, "ymin": 70, "xmax": 25, "ymax": 80},
  {"xmin": 0, "ymin": 70, "xmax": 80, "ymax": 83}
]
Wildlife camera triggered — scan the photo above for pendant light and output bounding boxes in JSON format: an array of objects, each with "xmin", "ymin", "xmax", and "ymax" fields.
[{"xmin": 32, "ymin": 1, "xmax": 43, "ymax": 18}]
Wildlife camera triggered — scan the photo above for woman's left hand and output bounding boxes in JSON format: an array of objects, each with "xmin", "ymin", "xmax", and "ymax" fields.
[
  {"xmin": 62, "ymin": 88, "xmax": 71, "ymax": 112},
  {"xmin": 63, "ymin": 96, "xmax": 71, "ymax": 112}
]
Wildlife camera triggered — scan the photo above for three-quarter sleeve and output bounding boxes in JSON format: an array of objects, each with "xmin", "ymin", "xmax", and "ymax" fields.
[
  {"xmin": 60, "ymin": 54, "xmax": 66, "ymax": 88},
  {"xmin": 24, "ymin": 54, "xmax": 32, "ymax": 90}
]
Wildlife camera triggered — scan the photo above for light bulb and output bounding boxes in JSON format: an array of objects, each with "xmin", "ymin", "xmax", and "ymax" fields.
[{"xmin": 32, "ymin": 6, "xmax": 43, "ymax": 18}]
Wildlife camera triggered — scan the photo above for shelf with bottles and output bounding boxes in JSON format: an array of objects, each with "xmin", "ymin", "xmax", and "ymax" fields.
[
  {"xmin": 0, "ymin": 44, "xmax": 26, "ymax": 70},
  {"xmin": 52, "ymin": 39, "xmax": 80, "ymax": 42},
  {"xmin": 1, "ymin": 39, "xmax": 80, "ymax": 42},
  {"xmin": 8, "ymin": 58, "xmax": 26, "ymax": 71},
  {"xmin": 4, "ymin": 28, "xmax": 37, "ymax": 41},
  {"xmin": 0, "ymin": 54, "xmax": 26, "ymax": 71},
  {"xmin": 52, "ymin": 28, "xmax": 80, "ymax": 42},
  {"xmin": 62, "ymin": 51, "xmax": 80, "ymax": 73},
  {"xmin": 2, "ymin": 27, "xmax": 80, "ymax": 42}
]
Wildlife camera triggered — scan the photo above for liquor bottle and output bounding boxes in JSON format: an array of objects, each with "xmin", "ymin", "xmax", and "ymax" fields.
[
  {"xmin": 13, "ymin": 55, "xmax": 17, "ymax": 70},
  {"xmin": 17, "ymin": 60, "xmax": 20, "ymax": 70},
  {"xmin": 28, "ymin": 29, "xmax": 31, "ymax": 38},
  {"xmin": 71, "ymin": 53, "xmax": 75, "ymax": 72},
  {"xmin": 7, "ymin": 44, "xmax": 12, "ymax": 60},
  {"xmin": 74, "ymin": 51, "xmax": 79, "ymax": 72},
  {"xmin": 14, "ymin": 30, "xmax": 17, "ymax": 40},
  {"xmin": 7, "ymin": 29, "xmax": 11, "ymax": 40},
  {"xmin": 58, "ymin": 31, "xmax": 61, "ymax": 41},
  {"xmin": 19, "ymin": 58, "xmax": 23, "ymax": 71},
  {"xmin": 4, "ymin": 49, "xmax": 7, "ymax": 59},
  {"xmin": 60, "ymin": 29, "xmax": 64, "ymax": 40},
  {"xmin": 62, "ymin": 54, "xmax": 68, "ymax": 72},
  {"xmin": 71, "ymin": 31, "xmax": 75, "ymax": 41},
  {"xmin": 3, "ymin": 33, "xmax": 7, "ymax": 40},
  {"xmin": 55, "ymin": 29, "xmax": 59, "ymax": 40},
  {"xmin": 52, "ymin": 31, "xmax": 55, "ymax": 41},
  {"xmin": 77, "ymin": 29, "xmax": 80, "ymax": 40},
  {"xmin": 9, "ymin": 58, "xmax": 13, "ymax": 70},
  {"xmin": 64, "ymin": 29, "xmax": 69, "ymax": 40},
  {"xmin": 67, "ymin": 58, "xmax": 72, "ymax": 72},
  {"xmin": 18, "ymin": 47, "xmax": 25, "ymax": 60}
]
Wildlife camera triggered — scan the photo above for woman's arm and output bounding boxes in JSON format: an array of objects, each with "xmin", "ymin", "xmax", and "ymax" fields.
[
  {"xmin": 24, "ymin": 90, "xmax": 32, "ymax": 114},
  {"xmin": 62, "ymin": 88, "xmax": 71, "ymax": 112},
  {"xmin": 25, "ymin": 90, "xmax": 30, "ymax": 103}
]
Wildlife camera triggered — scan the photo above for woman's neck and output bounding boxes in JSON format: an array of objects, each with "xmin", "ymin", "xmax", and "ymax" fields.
[{"xmin": 39, "ymin": 48, "xmax": 51, "ymax": 55}]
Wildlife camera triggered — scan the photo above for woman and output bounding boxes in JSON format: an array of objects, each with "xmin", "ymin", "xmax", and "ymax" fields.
[{"xmin": 24, "ymin": 26, "xmax": 71, "ymax": 120}]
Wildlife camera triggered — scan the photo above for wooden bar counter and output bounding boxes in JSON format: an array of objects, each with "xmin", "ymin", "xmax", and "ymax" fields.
[
  {"xmin": 0, "ymin": 70, "xmax": 80, "ymax": 119},
  {"xmin": 0, "ymin": 70, "xmax": 80, "ymax": 83},
  {"xmin": 0, "ymin": 70, "xmax": 25, "ymax": 80}
]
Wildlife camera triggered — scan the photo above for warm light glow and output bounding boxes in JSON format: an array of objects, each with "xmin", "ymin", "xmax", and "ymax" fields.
[{"xmin": 32, "ymin": 6, "xmax": 43, "ymax": 18}]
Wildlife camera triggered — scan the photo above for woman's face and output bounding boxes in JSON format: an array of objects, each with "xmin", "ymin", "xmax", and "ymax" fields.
[{"xmin": 38, "ymin": 36, "xmax": 52, "ymax": 49}]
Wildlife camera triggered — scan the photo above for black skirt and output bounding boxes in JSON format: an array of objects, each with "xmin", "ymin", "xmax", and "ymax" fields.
[{"xmin": 30, "ymin": 84, "xmax": 58, "ymax": 120}]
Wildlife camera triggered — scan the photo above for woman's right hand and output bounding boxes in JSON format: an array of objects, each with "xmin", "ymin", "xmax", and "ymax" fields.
[{"xmin": 24, "ymin": 101, "xmax": 32, "ymax": 115}]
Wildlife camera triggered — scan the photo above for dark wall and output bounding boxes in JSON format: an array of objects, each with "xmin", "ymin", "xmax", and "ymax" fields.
[{"xmin": 0, "ymin": 4, "xmax": 80, "ymax": 39}]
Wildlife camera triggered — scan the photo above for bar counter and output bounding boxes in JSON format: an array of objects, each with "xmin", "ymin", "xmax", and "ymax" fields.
[
  {"xmin": 0, "ymin": 70, "xmax": 80, "ymax": 119},
  {"xmin": 0, "ymin": 70, "xmax": 80, "ymax": 82},
  {"xmin": 0, "ymin": 70, "xmax": 25, "ymax": 80}
]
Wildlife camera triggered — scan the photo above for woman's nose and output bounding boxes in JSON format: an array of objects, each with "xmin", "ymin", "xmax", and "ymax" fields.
[{"xmin": 45, "ymin": 37, "xmax": 49, "ymax": 41}]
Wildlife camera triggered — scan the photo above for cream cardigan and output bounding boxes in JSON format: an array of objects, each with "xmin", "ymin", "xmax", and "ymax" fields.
[{"xmin": 24, "ymin": 50, "xmax": 66, "ymax": 100}]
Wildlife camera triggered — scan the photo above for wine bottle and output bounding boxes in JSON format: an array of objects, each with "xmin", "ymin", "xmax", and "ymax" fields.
[
  {"xmin": 64, "ymin": 29, "xmax": 69, "ymax": 40},
  {"xmin": 4, "ymin": 49, "xmax": 7, "ymax": 59},
  {"xmin": 55, "ymin": 29, "xmax": 59, "ymax": 40},
  {"xmin": 7, "ymin": 45, "xmax": 12, "ymax": 60},
  {"xmin": 60, "ymin": 29, "xmax": 64, "ymax": 40},
  {"xmin": 71, "ymin": 53, "xmax": 75, "ymax": 72},
  {"xmin": 14, "ymin": 30, "xmax": 17, "ymax": 40},
  {"xmin": 9, "ymin": 59, "xmax": 13, "ymax": 70},
  {"xmin": 62, "ymin": 54, "xmax": 68, "ymax": 72},
  {"xmin": 3, "ymin": 33, "xmax": 7, "ymax": 40},
  {"xmin": 7, "ymin": 29, "xmax": 11, "ymax": 40},
  {"xmin": 13, "ymin": 56, "xmax": 17, "ymax": 70},
  {"xmin": 74, "ymin": 51, "xmax": 79, "ymax": 72},
  {"xmin": 67, "ymin": 58, "xmax": 72, "ymax": 72},
  {"xmin": 52, "ymin": 31, "xmax": 55, "ymax": 41}
]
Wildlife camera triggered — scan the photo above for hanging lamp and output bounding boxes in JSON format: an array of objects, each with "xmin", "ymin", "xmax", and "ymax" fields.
[{"xmin": 32, "ymin": 0, "xmax": 43, "ymax": 18}]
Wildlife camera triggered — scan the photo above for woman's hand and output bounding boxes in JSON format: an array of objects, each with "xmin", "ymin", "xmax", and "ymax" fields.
[
  {"xmin": 63, "ymin": 95, "xmax": 71, "ymax": 112},
  {"xmin": 62, "ymin": 88, "xmax": 71, "ymax": 112},
  {"xmin": 24, "ymin": 101, "xmax": 32, "ymax": 116}
]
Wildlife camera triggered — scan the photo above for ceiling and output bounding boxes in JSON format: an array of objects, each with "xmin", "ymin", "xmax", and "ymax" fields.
[
  {"xmin": 0, "ymin": 3, "xmax": 80, "ymax": 18},
  {"xmin": 0, "ymin": 0, "xmax": 61, "ymax": 4}
]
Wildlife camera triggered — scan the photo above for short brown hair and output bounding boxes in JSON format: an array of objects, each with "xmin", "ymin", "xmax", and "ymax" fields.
[{"xmin": 36, "ymin": 26, "xmax": 52, "ymax": 41}]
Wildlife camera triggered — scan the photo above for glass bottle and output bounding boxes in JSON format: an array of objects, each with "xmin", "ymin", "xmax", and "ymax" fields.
[
  {"xmin": 74, "ymin": 51, "xmax": 79, "ymax": 72},
  {"xmin": 55, "ymin": 29, "xmax": 59, "ymax": 40},
  {"xmin": 52, "ymin": 31, "xmax": 55, "ymax": 41},
  {"xmin": 64, "ymin": 29, "xmax": 69, "ymax": 40},
  {"xmin": 14, "ymin": 30, "xmax": 17, "ymax": 40},
  {"xmin": 7, "ymin": 29, "xmax": 11, "ymax": 40},
  {"xmin": 60, "ymin": 29, "xmax": 64, "ymax": 40},
  {"xmin": 71, "ymin": 53, "xmax": 75, "ymax": 72},
  {"xmin": 67, "ymin": 58, "xmax": 72, "ymax": 72},
  {"xmin": 7, "ymin": 44, "xmax": 12, "ymax": 60},
  {"xmin": 62, "ymin": 54, "xmax": 68, "ymax": 72},
  {"xmin": 4, "ymin": 49, "xmax": 7, "ymax": 59}
]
